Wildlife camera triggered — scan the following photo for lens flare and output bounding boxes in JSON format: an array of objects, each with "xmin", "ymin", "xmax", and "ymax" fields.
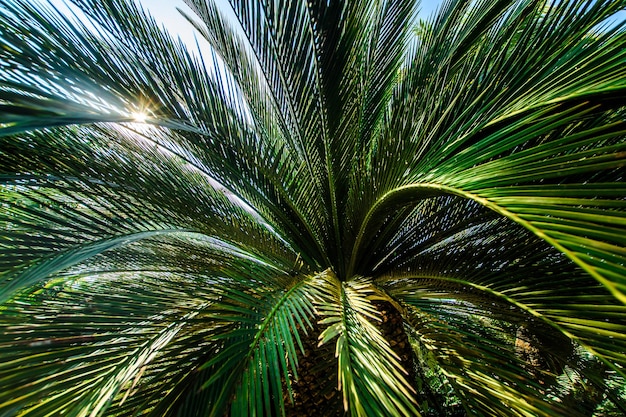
[{"xmin": 131, "ymin": 111, "xmax": 148, "ymax": 123}]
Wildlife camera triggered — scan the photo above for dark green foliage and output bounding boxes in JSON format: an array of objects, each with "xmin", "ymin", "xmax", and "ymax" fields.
[{"xmin": 1, "ymin": 0, "xmax": 625, "ymax": 416}]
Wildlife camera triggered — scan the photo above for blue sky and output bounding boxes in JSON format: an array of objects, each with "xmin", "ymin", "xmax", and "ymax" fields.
[
  {"xmin": 43, "ymin": 0, "xmax": 445, "ymax": 55},
  {"xmin": 43, "ymin": 0, "xmax": 626, "ymax": 51},
  {"xmin": 140, "ymin": 0, "xmax": 444, "ymax": 49}
]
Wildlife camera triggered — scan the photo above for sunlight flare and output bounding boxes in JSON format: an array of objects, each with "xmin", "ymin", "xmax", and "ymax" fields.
[{"xmin": 131, "ymin": 110, "xmax": 149, "ymax": 123}]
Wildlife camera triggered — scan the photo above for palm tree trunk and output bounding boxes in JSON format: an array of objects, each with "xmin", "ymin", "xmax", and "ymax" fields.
[{"xmin": 283, "ymin": 321, "xmax": 344, "ymax": 416}]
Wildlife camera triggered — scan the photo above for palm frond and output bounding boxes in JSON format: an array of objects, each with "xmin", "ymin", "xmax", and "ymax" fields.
[
  {"xmin": 347, "ymin": 0, "xmax": 626, "ymax": 299},
  {"xmin": 314, "ymin": 271, "xmax": 419, "ymax": 417},
  {"xmin": 188, "ymin": 275, "xmax": 317, "ymax": 417},
  {"xmin": 0, "ymin": 124, "xmax": 294, "ymax": 301},
  {"xmin": 1, "ymin": 233, "xmax": 315, "ymax": 416},
  {"xmin": 1, "ymin": 267, "xmax": 215, "ymax": 415},
  {"xmin": 371, "ymin": 192, "xmax": 626, "ymax": 414},
  {"xmin": 384, "ymin": 279, "xmax": 626, "ymax": 415}
]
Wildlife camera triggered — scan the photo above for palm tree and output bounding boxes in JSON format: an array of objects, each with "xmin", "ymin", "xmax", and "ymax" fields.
[{"xmin": 1, "ymin": 0, "xmax": 625, "ymax": 415}]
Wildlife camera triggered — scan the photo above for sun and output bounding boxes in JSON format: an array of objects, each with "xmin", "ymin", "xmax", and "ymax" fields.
[{"xmin": 131, "ymin": 111, "xmax": 148, "ymax": 123}]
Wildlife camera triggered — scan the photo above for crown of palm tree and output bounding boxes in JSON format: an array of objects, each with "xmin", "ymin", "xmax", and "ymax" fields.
[{"xmin": 1, "ymin": 0, "xmax": 625, "ymax": 416}]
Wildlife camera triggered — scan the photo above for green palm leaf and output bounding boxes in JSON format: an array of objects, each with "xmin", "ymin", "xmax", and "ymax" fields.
[
  {"xmin": 313, "ymin": 271, "xmax": 419, "ymax": 417},
  {"xmin": 1, "ymin": 0, "xmax": 625, "ymax": 416}
]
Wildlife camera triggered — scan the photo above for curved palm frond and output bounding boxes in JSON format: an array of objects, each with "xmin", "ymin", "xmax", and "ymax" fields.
[{"xmin": 349, "ymin": 0, "xmax": 626, "ymax": 297}]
